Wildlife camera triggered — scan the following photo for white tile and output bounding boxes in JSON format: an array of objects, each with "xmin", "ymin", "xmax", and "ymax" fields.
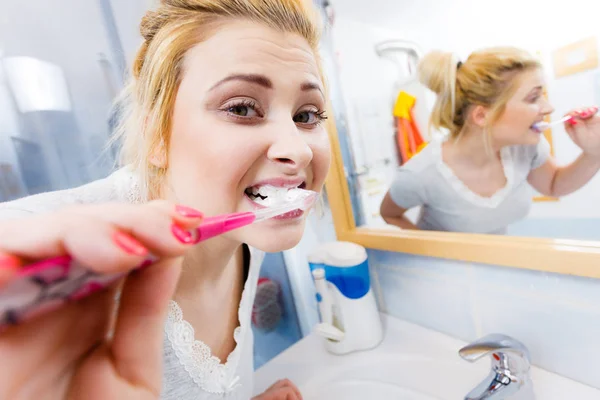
[
  {"xmin": 471, "ymin": 263, "xmax": 600, "ymax": 310},
  {"xmin": 474, "ymin": 284, "xmax": 600, "ymax": 389},
  {"xmin": 376, "ymin": 264, "xmax": 477, "ymax": 342},
  {"xmin": 367, "ymin": 250, "xmax": 600, "ymax": 388},
  {"xmin": 368, "ymin": 250, "xmax": 471, "ymax": 281}
]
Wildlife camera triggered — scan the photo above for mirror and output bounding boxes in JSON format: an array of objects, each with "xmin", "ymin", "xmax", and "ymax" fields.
[{"xmin": 326, "ymin": 0, "xmax": 600, "ymax": 242}]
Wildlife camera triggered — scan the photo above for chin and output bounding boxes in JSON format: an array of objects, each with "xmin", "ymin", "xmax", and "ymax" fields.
[
  {"xmin": 525, "ymin": 130, "xmax": 542, "ymax": 145},
  {"xmin": 239, "ymin": 219, "xmax": 307, "ymax": 252}
]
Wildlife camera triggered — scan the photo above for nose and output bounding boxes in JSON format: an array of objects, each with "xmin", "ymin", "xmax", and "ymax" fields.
[
  {"xmin": 267, "ymin": 131, "xmax": 313, "ymax": 174},
  {"xmin": 541, "ymin": 98, "xmax": 555, "ymax": 115}
]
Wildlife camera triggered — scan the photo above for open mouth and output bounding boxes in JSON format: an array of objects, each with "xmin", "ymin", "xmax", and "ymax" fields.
[
  {"xmin": 530, "ymin": 120, "xmax": 545, "ymax": 132},
  {"xmin": 244, "ymin": 182, "xmax": 307, "ymax": 208}
]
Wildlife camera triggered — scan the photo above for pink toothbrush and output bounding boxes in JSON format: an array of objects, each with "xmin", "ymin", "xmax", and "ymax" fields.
[
  {"xmin": 0, "ymin": 189, "xmax": 318, "ymax": 330},
  {"xmin": 533, "ymin": 106, "xmax": 598, "ymax": 132},
  {"xmin": 191, "ymin": 189, "xmax": 318, "ymax": 242},
  {"xmin": 532, "ymin": 115, "xmax": 574, "ymax": 132}
]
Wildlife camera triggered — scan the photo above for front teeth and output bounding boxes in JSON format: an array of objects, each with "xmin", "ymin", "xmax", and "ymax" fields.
[{"xmin": 246, "ymin": 185, "xmax": 301, "ymax": 207}]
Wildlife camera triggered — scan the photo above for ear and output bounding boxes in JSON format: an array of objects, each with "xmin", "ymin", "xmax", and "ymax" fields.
[
  {"xmin": 149, "ymin": 140, "xmax": 167, "ymax": 168},
  {"xmin": 469, "ymin": 105, "xmax": 489, "ymax": 128}
]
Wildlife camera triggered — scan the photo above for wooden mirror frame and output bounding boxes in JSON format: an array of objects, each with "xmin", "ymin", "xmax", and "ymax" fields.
[{"xmin": 323, "ymin": 116, "xmax": 600, "ymax": 279}]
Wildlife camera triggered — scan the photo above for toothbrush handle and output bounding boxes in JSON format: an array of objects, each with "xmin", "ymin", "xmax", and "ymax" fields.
[
  {"xmin": 0, "ymin": 212, "xmax": 257, "ymax": 331},
  {"xmin": 0, "ymin": 255, "xmax": 152, "ymax": 331},
  {"xmin": 194, "ymin": 212, "xmax": 256, "ymax": 242}
]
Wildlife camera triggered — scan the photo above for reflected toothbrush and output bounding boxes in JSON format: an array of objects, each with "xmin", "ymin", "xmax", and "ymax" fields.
[
  {"xmin": 532, "ymin": 115, "xmax": 574, "ymax": 132},
  {"xmin": 0, "ymin": 189, "xmax": 319, "ymax": 330},
  {"xmin": 533, "ymin": 107, "xmax": 599, "ymax": 132}
]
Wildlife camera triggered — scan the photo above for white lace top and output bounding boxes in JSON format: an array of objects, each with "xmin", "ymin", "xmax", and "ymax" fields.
[
  {"xmin": 0, "ymin": 168, "xmax": 263, "ymax": 400},
  {"xmin": 388, "ymin": 136, "xmax": 551, "ymax": 234}
]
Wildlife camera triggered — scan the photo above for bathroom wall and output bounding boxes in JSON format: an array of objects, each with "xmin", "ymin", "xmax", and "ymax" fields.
[
  {"xmin": 367, "ymin": 249, "xmax": 600, "ymax": 389},
  {"xmin": 329, "ymin": 0, "xmax": 600, "ymax": 232}
]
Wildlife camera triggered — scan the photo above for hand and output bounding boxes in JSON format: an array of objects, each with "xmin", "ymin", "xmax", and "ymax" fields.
[
  {"xmin": 0, "ymin": 201, "xmax": 203, "ymax": 400},
  {"xmin": 252, "ymin": 379, "xmax": 303, "ymax": 400},
  {"xmin": 564, "ymin": 106, "xmax": 600, "ymax": 158}
]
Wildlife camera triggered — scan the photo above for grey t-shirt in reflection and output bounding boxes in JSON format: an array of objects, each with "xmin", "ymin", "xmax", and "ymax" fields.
[{"xmin": 388, "ymin": 137, "xmax": 551, "ymax": 234}]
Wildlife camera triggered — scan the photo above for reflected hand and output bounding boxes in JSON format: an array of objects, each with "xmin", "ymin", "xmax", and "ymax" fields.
[
  {"xmin": 564, "ymin": 106, "xmax": 600, "ymax": 157},
  {"xmin": 252, "ymin": 379, "xmax": 303, "ymax": 400},
  {"xmin": 0, "ymin": 201, "xmax": 203, "ymax": 399}
]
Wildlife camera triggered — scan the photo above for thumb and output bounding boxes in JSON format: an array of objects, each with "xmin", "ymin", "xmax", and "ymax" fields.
[{"xmin": 109, "ymin": 257, "xmax": 182, "ymax": 394}]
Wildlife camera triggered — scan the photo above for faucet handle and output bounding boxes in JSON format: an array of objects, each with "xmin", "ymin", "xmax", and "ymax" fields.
[
  {"xmin": 459, "ymin": 333, "xmax": 530, "ymax": 369},
  {"xmin": 459, "ymin": 334, "xmax": 532, "ymax": 400},
  {"xmin": 460, "ymin": 333, "xmax": 531, "ymax": 385}
]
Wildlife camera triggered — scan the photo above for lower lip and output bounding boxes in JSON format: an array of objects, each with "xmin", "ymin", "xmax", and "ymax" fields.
[{"xmin": 273, "ymin": 209, "xmax": 304, "ymax": 220}]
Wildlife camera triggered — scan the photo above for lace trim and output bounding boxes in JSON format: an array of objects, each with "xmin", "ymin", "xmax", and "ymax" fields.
[
  {"xmin": 165, "ymin": 301, "xmax": 243, "ymax": 394},
  {"xmin": 433, "ymin": 138, "xmax": 514, "ymax": 208}
]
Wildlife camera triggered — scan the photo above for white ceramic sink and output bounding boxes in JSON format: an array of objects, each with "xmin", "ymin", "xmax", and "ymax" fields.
[
  {"xmin": 305, "ymin": 379, "xmax": 437, "ymax": 400},
  {"xmin": 254, "ymin": 314, "xmax": 600, "ymax": 399}
]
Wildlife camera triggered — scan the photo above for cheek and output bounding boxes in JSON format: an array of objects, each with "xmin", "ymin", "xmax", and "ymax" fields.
[
  {"xmin": 498, "ymin": 104, "xmax": 532, "ymax": 129},
  {"xmin": 168, "ymin": 120, "xmax": 260, "ymax": 202},
  {"xmin": 310, "ymin": 135, "xmax": 332, "ymax": 187}
]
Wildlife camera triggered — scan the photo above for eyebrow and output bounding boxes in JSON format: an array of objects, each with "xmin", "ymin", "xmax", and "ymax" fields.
[
  {"xmin": 209, "ymin": 73, "xmax": 324, "ymax": 96},
  {"xmin": 529, "ymin": 85, "xmax": 543, "ymax": 93},
  {"xmin": 210, "ymin": 74, "xmax": 273, "ymax": 91},
  {"xmin": 301, "ymin": 81, "xmax": 324, "ymax": 96}
]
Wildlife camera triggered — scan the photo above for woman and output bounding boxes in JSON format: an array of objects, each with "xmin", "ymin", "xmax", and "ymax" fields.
[
  {"xmin": 0, "ymin": 0, "xmax": 330, "ymax": 399},
  {"xmin": 380, "ymin": 47, "xmax": 600, "ymax": 234}
]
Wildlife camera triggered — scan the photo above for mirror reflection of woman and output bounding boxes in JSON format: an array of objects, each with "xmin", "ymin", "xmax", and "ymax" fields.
[{"xmin": 380, "ymin": 47, "xmax": 600, "ymax": 234}]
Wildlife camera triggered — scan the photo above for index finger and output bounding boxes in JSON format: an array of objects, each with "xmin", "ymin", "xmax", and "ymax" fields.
[{"xmin": 0, "ymin": 201, "xmax": 203, "ymax": 264}]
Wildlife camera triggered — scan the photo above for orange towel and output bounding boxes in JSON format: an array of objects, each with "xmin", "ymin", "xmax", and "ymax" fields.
[{"xmin": 393, "ymin": 91, "xmax": 426, "ymax": 164}]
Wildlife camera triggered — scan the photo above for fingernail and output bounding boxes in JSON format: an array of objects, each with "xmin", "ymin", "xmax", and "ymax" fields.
[
  {"xmin": 0, "ymin": 254, "xmax": 20, "ymax": 269},
  {"xmin": 113, "ymin": 231, "xmax": 148, "ymax": 256},
  {"xmin": 0, "ymin": 254, "xmax": 19, "ymax": 283},
  {"xmin": 572, "ymin": 120, "xmax": 578, "ymax": 126},
  {"xmin": 172, "ymin": 224, "xmax": 194, "ymax": 244},
  {"xmin": 175, "ymin": 205, "xmax": 203, "ymax": 219}
]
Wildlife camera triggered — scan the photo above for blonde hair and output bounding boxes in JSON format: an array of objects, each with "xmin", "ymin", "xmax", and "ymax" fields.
[
  {"xmin": 112, "ymin": 0, "xmax": 323, "ymax": 200},
  {"xmin": 418, "ymin": 47, "xmax": 542, "ymax": 141}
]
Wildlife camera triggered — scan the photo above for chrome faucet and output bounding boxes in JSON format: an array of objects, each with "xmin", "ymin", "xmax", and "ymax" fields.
[{"xmin": 459, "ymin": 334, "xmax": 533, "ymax": 400}]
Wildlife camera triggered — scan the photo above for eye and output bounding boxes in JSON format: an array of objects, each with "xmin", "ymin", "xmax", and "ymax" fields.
[
  {"xmin": 293, "ymin": 109, "xmax": 328, "ymax": 126},
  {"xmin": 221, "ymin": 99, "xmax": 263, "ymax": 119},
  {"xmin": 227, "ymin": 101, "xmax": 259, "ymax": 117}
]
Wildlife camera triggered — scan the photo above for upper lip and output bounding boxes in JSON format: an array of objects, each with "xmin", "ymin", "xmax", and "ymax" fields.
[{"xmin": 247, "ymin": 177, "xmax": 306, "ymax": 189}]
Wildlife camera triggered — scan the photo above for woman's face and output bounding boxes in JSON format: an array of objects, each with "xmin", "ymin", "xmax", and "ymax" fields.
[
  {"xmin": 490, "ymin": 68, "xmax": 555, "ymax": 147},
  {"xmin": 163, "ymin": 20, "xmax": 330, "ymax": 252}
]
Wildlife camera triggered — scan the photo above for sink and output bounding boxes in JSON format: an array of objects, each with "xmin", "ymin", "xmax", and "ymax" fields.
[
  {"xmin": 303, "ymin": 379, "xmax": 438, "ymax": 400},
  {"xmin": 295, "ymin": 354, "xmax": 480, "ymax": 399},
  {"xmin": 254, "ymin": 314, "xmax": 600, "ymax": 399}
]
